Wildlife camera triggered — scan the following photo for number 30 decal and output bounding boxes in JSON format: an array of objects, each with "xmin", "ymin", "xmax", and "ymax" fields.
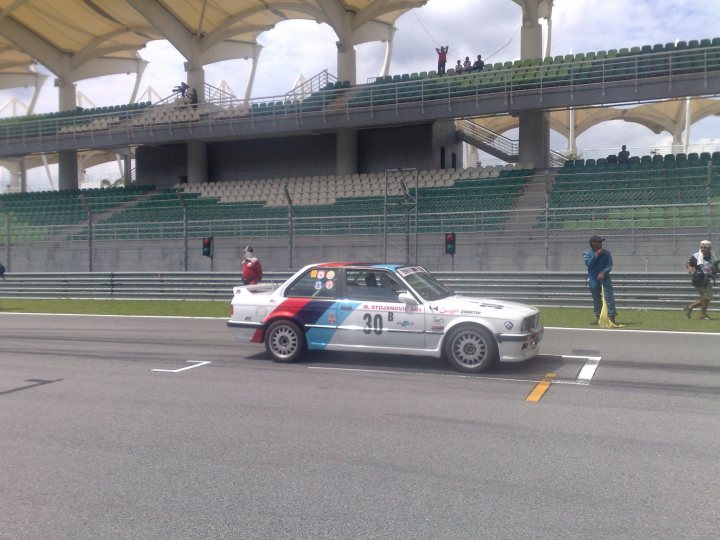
[{"xmin": 363, "ymin": 313, "xmax": 383, "ymax": 335}]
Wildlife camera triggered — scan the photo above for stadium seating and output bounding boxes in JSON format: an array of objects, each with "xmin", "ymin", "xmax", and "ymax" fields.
[
  {"xmin": 546, "ymin": 152, "xmax": 720, "ymax": 230},
  {"xmin": 66, "ymin": 165, "xmax": 529, "ymax": 240},
  {"xmin": 0, "ymin": 185, "xmax": 155, "ymax": 241}
]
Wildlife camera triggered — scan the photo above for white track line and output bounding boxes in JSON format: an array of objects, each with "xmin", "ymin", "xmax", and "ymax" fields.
[{"xmin": 151, "ymin": 360, "xmax": 211, "ymax": 373}]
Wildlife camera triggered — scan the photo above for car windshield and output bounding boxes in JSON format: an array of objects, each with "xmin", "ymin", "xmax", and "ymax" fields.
[{"xmin": 397, "ymin": 266, "xmax": 454, "ymax": 301}]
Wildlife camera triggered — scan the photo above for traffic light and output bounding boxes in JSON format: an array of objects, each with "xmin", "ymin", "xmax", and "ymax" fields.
[
  {"xmin": 202, "ymin": 236, "xmax": 214, "ymax": 258},
  {"xmin": 444, "ymin": 232, "xmax": 456, "ymax": 255}
]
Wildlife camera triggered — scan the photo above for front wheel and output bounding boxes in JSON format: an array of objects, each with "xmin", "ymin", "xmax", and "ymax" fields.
[
  {"xmin": 443, "ymin": 325, "xmax": 498, "ymax": 373},
  {"xmin": 264, "ymin": 319, "xmax": 306, "ymax": 363}
]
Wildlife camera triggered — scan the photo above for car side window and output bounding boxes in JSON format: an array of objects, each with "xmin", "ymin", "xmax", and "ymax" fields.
[
  {"xmin": 285, "ymin": 268, "xmax": 338, "ymax": 299},
  {"xmin": 345, "ymin": 269, "xmax": 402, "ymax": 302}
]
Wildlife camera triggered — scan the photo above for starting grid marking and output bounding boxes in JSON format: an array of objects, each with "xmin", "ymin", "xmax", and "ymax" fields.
[{"xmin": 151, "ymin": 360, "xmax": 211, "ymax": 373}]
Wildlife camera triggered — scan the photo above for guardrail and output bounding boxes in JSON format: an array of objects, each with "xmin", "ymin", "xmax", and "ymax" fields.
[{"xmin": 0, "ymin": 271, "xmax": 706, "ymax": 311}]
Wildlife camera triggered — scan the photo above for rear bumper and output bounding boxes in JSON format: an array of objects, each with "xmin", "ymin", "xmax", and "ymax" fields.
[{"xmin": 227, "ymin": 320, "xmax": 263, "ymax": 342}]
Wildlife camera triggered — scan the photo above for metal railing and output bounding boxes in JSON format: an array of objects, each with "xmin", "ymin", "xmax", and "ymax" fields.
[
  {"xmin": 0, "ymin": 270, "xmax": 710, "ymax": 312},
  {"xmin": 0, "ymin": 44, "xmax": 718, "ymax": 150}
]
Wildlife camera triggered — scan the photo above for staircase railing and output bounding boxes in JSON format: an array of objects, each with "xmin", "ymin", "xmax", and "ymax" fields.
[{"xmin": 457, "ymin": 119, "xmax": 567, "ymax": 167}]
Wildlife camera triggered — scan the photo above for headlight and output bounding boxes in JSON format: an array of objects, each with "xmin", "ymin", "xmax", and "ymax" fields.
[{"xmin": 521, "ymin": 314, "xmax": 539, "ymax": 332}]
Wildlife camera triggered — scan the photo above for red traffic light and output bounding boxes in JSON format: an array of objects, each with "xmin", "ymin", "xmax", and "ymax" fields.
[
  {"xmin": 444, "ymin": 232, "xmax": 456, "ymax": 255},
  {"xmin": 202, "ymin": 236, "xmax": 214, "ymax": 257}
]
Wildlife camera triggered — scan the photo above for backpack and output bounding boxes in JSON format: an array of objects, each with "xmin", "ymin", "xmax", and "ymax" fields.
[{"xmin": 691, "ymin": 268, "xmax": 708, "ymax": 287}]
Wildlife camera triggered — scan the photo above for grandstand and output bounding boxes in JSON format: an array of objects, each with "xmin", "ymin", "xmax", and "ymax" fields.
[{"xmin": 0, "ymin": 1, "xmax": 718, "ymax": 274}]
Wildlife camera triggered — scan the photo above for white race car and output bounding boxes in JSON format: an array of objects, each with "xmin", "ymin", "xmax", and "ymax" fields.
[{"xmin": 227, "ymin": 262, "xmax": 543, "ymax": 373}]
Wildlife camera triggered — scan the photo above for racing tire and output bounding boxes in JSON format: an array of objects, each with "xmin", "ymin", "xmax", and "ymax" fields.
[
  {"xmin": 264, "ymin": 319, "xmax": 306, "ymax": 363},
  {"xmin": 443, "ymin": 324, "xmax": 499, "ymax": 373}
]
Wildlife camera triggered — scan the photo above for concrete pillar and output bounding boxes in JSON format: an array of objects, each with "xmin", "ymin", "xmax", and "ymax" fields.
[
  {"xmin": 124, "ymin": 153, "xmax": 132, "ymax": 185},
  {"xmin": 58, "ymin": 150, "xmax": 79, "ymax": 191},
  {"xmin": 19, "ymin": 161, "xmax": 26, "ymax": 193},
  {"xmin": 517, "ymin": 0, "xmax": 549, "ymax": 169},
  {"xmin": 518, "ymin": 111, "xmax": 549, "ymax": 168},
  {"xmin": 187, "ymin": 141, "xmax": 208, "ymax": 184},
  {"xmin": 186, "ymin": 63, "xmax": 205, "ymax": 103},
  {"xmin": 432, "ymin": 120, "xmax": 462, "ymax": 170},
  {"xmin": 56, "ymin": 78, "xmax": 79, "ymax": 190},
  {"xmin": 336, "ymin": 11, "xmax": 357, "ymax": 84},
  {"xmin": 336, "ymin": 129, "xmax": 358, "ymax": 175}
]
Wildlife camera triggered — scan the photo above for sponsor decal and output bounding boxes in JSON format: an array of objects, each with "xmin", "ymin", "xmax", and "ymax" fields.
[
  {"xmin": 431, "ymin": 305, "xmax": 459, "ymax": 314},
  {"xmin": 432, "ymin": 316, "xmax": 445, "ymax": 324},
  {"xmin": 504, "ymin": 321, "xmax": 514, "ymax": 330},
  {"xmin": 361, "ymin": 303, "xmax": 422, "ymax": 312},
  {"xmin": 317, "ymin": 270, "xmax": 326, "ymax": 279},
  {"xmin": 325, "ymin": 281, "xmax": 334, "ymax": 289},
  {"xmin": 310, "ymin": 269, "xmax": 318, "ymax": 278},
  {"xmin": 314, "ymin": 280, "xmax": 323, "ymax": 290},
  {"xmin": 396, "ymin": 320, "xmax": 414, "ymax": 327},
  {"xmin": 326, "ymin": 270, "xmax": 335, "ymax": 280},
  {"xmin": 328, "ymin": 313, "xmax": 336, "ymax": 324},
  {"xmin": 460, "ymin": 310, "xmax": 483, "ymax": 316},
  {"xmin": 255, "ymin": 307, "xmax": 267, "ymax": 317},
  {"xmin": 397, "ymin": 266, "xmax": 425, "ymax": 277},
  {"xmin": 431, "ymin": 325, "xmax": 444, "ymax": 331}
]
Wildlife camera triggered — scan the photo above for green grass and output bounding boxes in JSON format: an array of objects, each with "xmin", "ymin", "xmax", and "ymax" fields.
[
  {"xmin": 540, "ymin": 306, "xmax": 719, "ymax": 332},
  {"xmin": 0, "ymin": 298, "xmax": 717, "ymax": 332},
  {"xmin": 0, "ymin": 299, "xmax": 228, "ymax": 317}
]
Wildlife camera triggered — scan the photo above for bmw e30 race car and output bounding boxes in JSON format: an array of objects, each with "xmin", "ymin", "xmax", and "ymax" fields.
[{"xmin": 227, "ymin": 262, "xmax": 543, "ymax": 373}]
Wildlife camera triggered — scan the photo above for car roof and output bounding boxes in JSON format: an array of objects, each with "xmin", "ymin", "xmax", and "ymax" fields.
[{"xmin": 310, "ymin": 262, "xmax": 408, "ymax": 271}]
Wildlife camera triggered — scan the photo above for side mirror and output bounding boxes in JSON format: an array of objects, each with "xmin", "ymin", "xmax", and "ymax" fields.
[{"xmin": 398, "ymin": 292, "xmax": 418, "ymax": 305}]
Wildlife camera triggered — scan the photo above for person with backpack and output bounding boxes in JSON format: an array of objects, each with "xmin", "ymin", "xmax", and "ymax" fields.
[{"xmin": 684, "ymin": 240, "xmax": 717, "ymax": 320}]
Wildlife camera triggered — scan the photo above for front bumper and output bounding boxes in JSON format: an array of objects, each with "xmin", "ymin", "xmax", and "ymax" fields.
[{"xmin": 496, "ymin": 328, "xmax": 544, "ymax": 362}]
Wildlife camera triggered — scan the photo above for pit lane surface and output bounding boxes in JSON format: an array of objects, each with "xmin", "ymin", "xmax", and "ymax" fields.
[{"xmin": 2, "ymin": 313, "xmax": 719, "ymax": 539}]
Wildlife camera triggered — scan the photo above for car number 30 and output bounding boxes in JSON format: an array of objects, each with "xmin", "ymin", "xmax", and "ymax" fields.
[{"xmin": 363, "ymin": 313, "xmax": 384, "ymax": 335}]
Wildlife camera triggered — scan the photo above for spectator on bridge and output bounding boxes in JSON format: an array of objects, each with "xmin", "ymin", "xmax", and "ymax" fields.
[
  {"xmin": 684, "ymin": 240, "xmax": 717, "ymax": 320},
  {"xmin": 241, "ymin": 246, "xmax": 263, "ymax": 285},
  {"xmin": 463, "ymin": 56, "xmax": 472, "ymax": 72},
  {"xmin": 454, "ymin": 60, "xmax": 464, "ymax": 75},
  {"xmin": 173, "ymin": 82, "xmax": 190, "ymax": 98},
  {"xmin": 189, "ymin": 88, "xmax": 198, "ymax": 109},
  {"xmin": 472, "ymin": 54, "xmax": 485, "ymax": 72},
  {"xmin": 618, "ymin": 145, "xmax": 630, "ymax": 164},
  {"xmin": 436, "ymin": 45, "xmax": 448, "ymax": 75},
  {"xmin": 0, "ymin": 260, "xmax": 5, "ymax": 280},
  {"xmin": 583, "ymin": 235, "xmax": 618, "ymax": 325}
]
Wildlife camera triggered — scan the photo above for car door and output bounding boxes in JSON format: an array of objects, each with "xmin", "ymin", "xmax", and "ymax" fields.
[
  {"xmin": 282, "ymin": 266, "xmax": 339, "ymax": 350},
  {"xmin": 335, "ymin": 267, "xmax": 426, "ymax": 351}
]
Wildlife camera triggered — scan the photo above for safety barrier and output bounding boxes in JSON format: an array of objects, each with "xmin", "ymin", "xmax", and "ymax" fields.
[{"xmin": 0, "ymin": 271, "xmax": 703, "ymax": 310}]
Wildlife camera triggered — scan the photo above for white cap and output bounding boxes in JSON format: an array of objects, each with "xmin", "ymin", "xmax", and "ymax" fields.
[{"xmin": 700, "ymin": 240, "xmax": 711, "ymax": 247}]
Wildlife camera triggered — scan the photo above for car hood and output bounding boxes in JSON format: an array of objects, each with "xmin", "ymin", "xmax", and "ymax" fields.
[{"xmin": 429, "ymin": 295, "xmax": 538, "ymax": 318}]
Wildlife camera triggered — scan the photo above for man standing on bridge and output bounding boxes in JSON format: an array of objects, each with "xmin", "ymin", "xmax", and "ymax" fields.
[{"xmin": 583, "ymin": 235, "xmax": 617, "ymax": 325}]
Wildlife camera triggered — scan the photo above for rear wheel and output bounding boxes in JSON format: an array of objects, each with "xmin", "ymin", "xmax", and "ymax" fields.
[
  {"xmin": 443, "ymin": 324, "xmax": 498, "ymax": 373},
  {"xmin": 264, "ymin": 319, "xmax": 306, "ymax": 363}
]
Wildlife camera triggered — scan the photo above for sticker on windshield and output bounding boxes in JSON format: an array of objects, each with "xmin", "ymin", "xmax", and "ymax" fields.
[{"xmin": 397, "ymin": 266, "xmax": 424, "ymax": 277}]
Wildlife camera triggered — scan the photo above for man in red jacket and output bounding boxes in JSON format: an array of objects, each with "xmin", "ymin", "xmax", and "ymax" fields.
[{"xmin": 241, "ymin": 246, "xmax": 263, "ymax": 285}]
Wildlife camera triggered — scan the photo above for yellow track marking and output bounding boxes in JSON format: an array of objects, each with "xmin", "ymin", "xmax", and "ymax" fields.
[{"xmin": 526, "ymin": 372, "xmax": 557, "ymax": 402}]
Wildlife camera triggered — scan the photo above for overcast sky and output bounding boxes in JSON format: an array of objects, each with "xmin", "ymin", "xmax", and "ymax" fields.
[{"xmin": 1, "ymin": 0, "xmax": 719, "ymax": 185}]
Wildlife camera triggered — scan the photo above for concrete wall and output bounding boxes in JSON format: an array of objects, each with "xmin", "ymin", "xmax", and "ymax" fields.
[
  {"xmin": 207, "ymin": 135, "xmax": 336, "ymax": 181},
  {"xmin": 133, "ymin": 121, "xmax": 458, "ymax": 186},
  {"xmin": 4, "ymin": 233, "xmax": 708, "ymax": 274},
  {"xmin": 358, "ymin": 124, "xmax": 434, "ymax": 172},
  {"xmin": 136, "ymin": 143, "xmax": 188, "ymax": 188}
]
